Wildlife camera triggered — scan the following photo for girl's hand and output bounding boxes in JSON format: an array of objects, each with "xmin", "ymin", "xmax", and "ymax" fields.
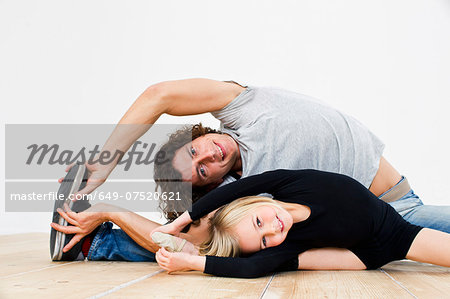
[{"xmin": 155, "ymin": 247, "xmax": 196, "ymax": 273}]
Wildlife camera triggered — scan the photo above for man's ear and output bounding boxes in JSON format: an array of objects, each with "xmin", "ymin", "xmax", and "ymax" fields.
[{"xmin": 205, "ymin": 179, "xmax": 224, "ymax": 192}]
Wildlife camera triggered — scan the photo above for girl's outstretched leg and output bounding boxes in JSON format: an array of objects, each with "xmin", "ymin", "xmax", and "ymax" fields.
[{"xmin": 406, "ymin": 228, "xmax": 450, "ymax": 267}]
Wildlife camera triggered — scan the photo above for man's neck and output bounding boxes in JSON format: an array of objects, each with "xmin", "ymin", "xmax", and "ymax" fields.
[{"xmin": 224, "ymin": 133, "xmax": 242, "ymax": 174}]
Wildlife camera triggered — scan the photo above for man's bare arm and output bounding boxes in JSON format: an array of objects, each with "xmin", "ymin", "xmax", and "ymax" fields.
[
  {"xmin": 127, "ymin": 78, "xmax": 244, "ymax": 119},
  {"xmin": 51, "ymin": 203, "xmax": 163, "ymax": 253},
  {"xmin": 107, "ymin": 78, "xmax": 243, "ymax": 157},
  {"xmin": 55, "ymin": 79, "xmax": 243, "ymax": 252},
  {"xmin": 76, "ymin": 78, "xmax": 244, "ymax": 196}
]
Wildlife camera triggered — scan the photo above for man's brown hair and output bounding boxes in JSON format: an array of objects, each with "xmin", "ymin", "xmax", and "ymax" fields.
[{"xmin": 154, "ymin": 123, "xmax": 221, "ymax": 223}]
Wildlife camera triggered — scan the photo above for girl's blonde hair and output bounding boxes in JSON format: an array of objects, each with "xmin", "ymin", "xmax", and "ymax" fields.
[{"xmin": 198, "ymin": 196, "xmax": 282, "ymax": 257}]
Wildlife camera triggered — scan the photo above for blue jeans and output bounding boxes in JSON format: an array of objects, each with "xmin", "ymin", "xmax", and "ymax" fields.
[
  {"xmin": 88, "ymin": 188, "xmax": 450, "ymax": 262},
  {"xmin": 388, "ymin": 190, "xmax": 450, "ymax": 233},
  {"xmin": 88, "ymin": 222, "xmax": 156, "ymax": 262}
]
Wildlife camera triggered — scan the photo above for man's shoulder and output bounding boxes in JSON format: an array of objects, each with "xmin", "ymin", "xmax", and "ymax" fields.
[{"xmin": 218, "ymin": 174, "xmax": 238, "ymax": 187}]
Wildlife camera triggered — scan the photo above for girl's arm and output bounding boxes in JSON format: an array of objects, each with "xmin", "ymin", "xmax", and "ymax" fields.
[
  {"xmin": 188, "ymin": 169, "xmax": 305, "ymax": 221},
  {"xmin": 156, "ymin": 241, "xmax": 303, "ymax": 278},
  {"xmin": 298, "ymin": 248, "xmax": 366, "ymax": 270},
  {"xmin": 406, "ymin": 228, "xmax": 450, "ymax": 267},
  {"xmin": 155, "ymin": 247, "xmax": 369, "ymax": 275},
  {"xmin": 152, "ymin": 169, "xmax": 304, "ymax": 237}
]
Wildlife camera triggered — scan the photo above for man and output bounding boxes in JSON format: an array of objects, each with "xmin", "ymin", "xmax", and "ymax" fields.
[{"xmin": 51, "ymin": 79, "xmax": 450, "ymax": 266}]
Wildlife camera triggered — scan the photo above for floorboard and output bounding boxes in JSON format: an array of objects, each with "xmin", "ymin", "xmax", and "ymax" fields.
[
  {"xmin": 104, "ymin": 271, "xmax": 271, "ymax": 299},
  {"xmin": 381, "ymin": 261, "xmax": 450, "ymax": 299},
  {"xmin": 2, "ymin": 261, "xmax": 162, "ymax": 299},
  {"xmin": 1, "ymin": 233, "xmax": 449, "ymax": 299},
  {"xmin": 0, "ymin": 233, "xmax": 68, "ymax": 277},
  {"xmin": 263, "ymin": 270, "xmax": 414, "ymax": 298}
]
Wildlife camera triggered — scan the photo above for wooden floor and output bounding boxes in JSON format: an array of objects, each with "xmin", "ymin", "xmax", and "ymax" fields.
[{"xmin": 1, "ymin": 234, "xmax": 449, "ymax": 299}]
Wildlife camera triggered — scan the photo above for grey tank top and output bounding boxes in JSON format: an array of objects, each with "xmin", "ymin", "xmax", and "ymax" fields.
[{"xmin": 211, "ymin": 86, "xmax": 384, "ymax": 188}]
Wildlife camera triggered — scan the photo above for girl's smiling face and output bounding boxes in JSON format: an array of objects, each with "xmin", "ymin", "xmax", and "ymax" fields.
[{"xmin": 231, "ymin": 204, "xmax": 293, "ymax": 254}]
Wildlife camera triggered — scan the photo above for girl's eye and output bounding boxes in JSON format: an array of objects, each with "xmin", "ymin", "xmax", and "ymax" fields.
[
  {"xmin": 256, "ymin": 217, "xmax": 261, "ymax": 227},
  {"xmin": 200, "ymin": 165, "xmax": 206, "ymax": 176},
  {"xmin": 262, "ymin": 236, "xmax": 267, "ymax": 247},
  {"xmin": 191, "ymin": 147, "xmax": 196, "ymax": 155}
]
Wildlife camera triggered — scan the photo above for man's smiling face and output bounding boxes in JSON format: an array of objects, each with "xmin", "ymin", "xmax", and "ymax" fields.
[{"xmin": 171, "ymin": 133, "xmax": 241, "ymax": 187}]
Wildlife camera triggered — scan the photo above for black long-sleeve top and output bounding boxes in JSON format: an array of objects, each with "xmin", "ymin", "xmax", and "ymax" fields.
[{"xmin": 189, "ymin": 169, "xmax": 422, "ymax": 278}]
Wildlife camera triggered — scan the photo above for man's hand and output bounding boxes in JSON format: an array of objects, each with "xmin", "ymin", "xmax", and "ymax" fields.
[
  {"xmin": 50, "ymin": 203, "xmax": 109, "ymax": 253},
  {"xmin": 58, "ymin": 162, "xmax": 112, "ymax": 198},
  {"xmin": 155, "ymin": 247, "xmax": 205, "ymax": 273}
]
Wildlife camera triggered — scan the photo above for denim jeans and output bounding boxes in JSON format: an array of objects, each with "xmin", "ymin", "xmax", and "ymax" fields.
[
  {"xmin": 88, "ymin": 222, "xmax": 156, "ymax": 262},
  {"xmin": 388, "ymin": 190, "xmax": 450, "ymax": 233},
  {"xmin": 88, "ymin": 187, "xmax": 450, "ymax": 262}
]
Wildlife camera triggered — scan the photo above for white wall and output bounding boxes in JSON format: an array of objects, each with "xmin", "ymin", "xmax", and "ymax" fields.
[{"xmin": 1, "ymin": 0, "xmax": 449, "ymax": 234}]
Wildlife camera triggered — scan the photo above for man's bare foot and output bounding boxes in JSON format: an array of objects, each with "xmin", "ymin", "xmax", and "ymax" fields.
[{"xmin": 152, "ymin": 232, "xmax": 199, "ymax": 255}]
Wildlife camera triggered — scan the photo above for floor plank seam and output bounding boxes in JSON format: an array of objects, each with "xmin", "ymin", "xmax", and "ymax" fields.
[
  {"xmin": 2, "ymin": 261, "xmax": 80, "ymax": 279},
  {"xmin": 86, "ymin": 269, "xmax": 165, "ymax": 299},
  {"xmin": 379, "ymin": 269, "xmax": 418, "ymax": 299},
  {"xmin": 259, "ymin": 273, "xmax": 276, "ymax": 299}
]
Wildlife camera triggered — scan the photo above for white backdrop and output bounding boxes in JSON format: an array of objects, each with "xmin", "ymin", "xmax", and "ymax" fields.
[{"xmin": 1, "ymin": 0, "xmax": 449, "ymax": 234}]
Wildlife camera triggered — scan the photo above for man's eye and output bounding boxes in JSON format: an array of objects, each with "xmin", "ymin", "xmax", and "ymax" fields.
[
  {"xmin": 200, "ymin": 166, "xmax": 206, "ymax": 176},
  {"xmin": 262, "ymin": 236, "xmax": 267, "ymax": 247},
  {"xmin": 191, "ymin": 147, "xmax": 196, "ymax": 155},
  {"xmin": 256, "ymin": 217, "xmax": 261, "ymax": 227}
]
